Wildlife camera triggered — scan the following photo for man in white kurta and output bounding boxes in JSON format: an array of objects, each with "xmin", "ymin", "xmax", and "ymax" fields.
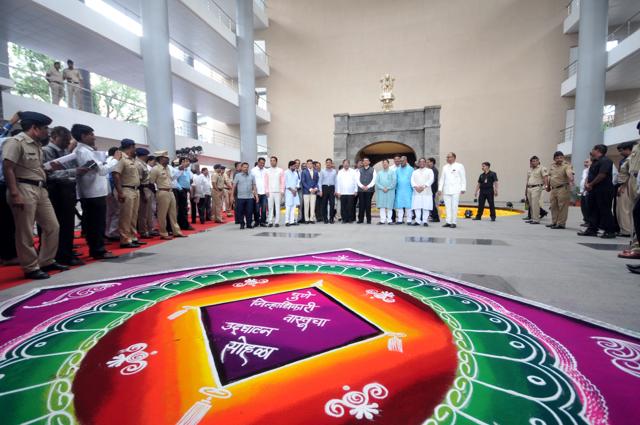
[
  {"xmin": 411, "ymin": 158, "xmax": 435, "ymax": 226},
  {"xmin": 266, "ymin": 156, "xmax": 285, "ymax": 227},
  {"xmin": 284, "ymin": 161, "xmax": 300, "ymax": 225},
  {"xmin": 438, "ymin": 152, "xmax": 466, "ymax": 228}
]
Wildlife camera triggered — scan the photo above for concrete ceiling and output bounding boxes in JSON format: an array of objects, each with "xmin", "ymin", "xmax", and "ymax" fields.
[
  {"xmin": 609, "ymin": 0, "xmax": 640, "ymax": 26},
  {"xmin": 606, "ymin": 49, "xmax": 640, "ymax": 90}
]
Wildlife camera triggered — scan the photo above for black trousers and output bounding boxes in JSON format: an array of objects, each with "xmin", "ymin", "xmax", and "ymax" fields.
[
  {"xmin": 237, "ymin": 198, "xmax": 255, "ymax": 226},
  {"xmin": 430, "ymin": 191, "xmax": 440, "ymax": 222},
  {"xmin": 321, "ymin": 185, "xmax": 335, "ymax": 221},
  {"xmin": 580, "ymin": 194, "xmax": 589, "ymax": 223},
  {"xmin": 80, "ymin": 196, "xmax": 107, "ymax": 257},
  {"xmin": 358, "ymin": 191, "xmax": 373, "ymax": 223},
  {"xmin": 174, "ymin": 189, "xmax": 189, "ymax": 229},
  {"xmin": 191, "ymin": 198, "xmax": 205, "ymax": 224},
  {"xmin": 234, "ymin": 194, "xmax": 240, "ymax": 224},
  {"xmin": 0, "ymin": 183, "xmax": 17, "ymax": 261},
  {"xmin": 204, "ymin": 194, "xmax": 212, "ymax": 220},
  {"xmin": 190, "ymin": 197, "xmax": 198, "ymax": 224},
  {"xmin": 476, "ymin": 190, "xmax": 496, "ymax": 219},
  {"xmin": 340, "ymin": 195, "xmax": 355, "ymax": 223},
  {"xmin": 633, "ymin": 196, "xmax": 640, "ymax": 242},
  {"xmin": 587, "ymin": 188, "xmax": 616, "ymax": 233},
  {"xmin": 48, "ymin": 183, "xmax": 77, "ymax": 263},
  {"xmin": 254, "ymin": 194, "xmax": 268, "ymax": 225}
]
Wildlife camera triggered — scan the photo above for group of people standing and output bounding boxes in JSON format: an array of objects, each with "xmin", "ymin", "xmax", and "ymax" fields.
[{"xmin": 230, "ymin": 152, "xmax": 469, "ymax": 229}]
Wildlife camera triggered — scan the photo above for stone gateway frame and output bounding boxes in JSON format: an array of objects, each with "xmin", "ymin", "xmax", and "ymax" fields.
[{"xmin": 333, "ymin": 107, "xmax": 441, "ymax": 164}]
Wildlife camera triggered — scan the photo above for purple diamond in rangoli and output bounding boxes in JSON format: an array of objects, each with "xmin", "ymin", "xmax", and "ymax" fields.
[{"xmin": 200, "ymin": 286, "xmax": 382, "ymax": 384}]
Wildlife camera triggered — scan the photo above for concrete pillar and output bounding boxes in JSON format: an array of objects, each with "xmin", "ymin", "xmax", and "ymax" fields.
[
  {"xmin": 572, "ymin": 0, "xmax": 608, "ymax": 173},
  {"xmin": 0, "ymin": 37, "xmax": 9, "ymax": 119},
  {"xmin": 79, "ymin": 69, "xmax": 93, "ymax": 114},
  {"xmin": 182, "ymin": 55, "xmax": 199, "ymax": 140},
  {"xmin": 140, "ymin": 0, "xmax": 176, "ymax": 156},
  {"xmin": 236, "ymin": 0, "xmax": 257, "ymax": 163}
]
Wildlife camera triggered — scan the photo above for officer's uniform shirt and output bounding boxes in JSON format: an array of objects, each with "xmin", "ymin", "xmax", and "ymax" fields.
[
  {"xmin": 1, "ymin": 132, "xmax": 47, "ymax": 182},
  {"xmin": 149, "ymin": 164, "xmax": 173, "ymax": 189},
  {"xmin": 135, "ymin": 158, "xmax": 150, "ymax": 185},
  {"xmin": 213, "ymin": 172, "xmax": 226, "ymax": 191},
  {"xmin": 113, "ymin": 152, "xmax": 140, "ymax": 187},
  {"xmin": 548, "ymin": 162, "xmax": 573, "ymax": 188},
  {"xmin": 527, "ymin": 165, "xmax": 548, "ymax": 186},
  {"xmin": 477, "ymin": 171, "xmax": 498, "ymax": 192},
  {"xmin": 63, "ymin": 68, "xmax": 83, "ymax": 84},
  {"xmin": 46, "ymin": 67, "xmax": 64, "ymax": 84}
]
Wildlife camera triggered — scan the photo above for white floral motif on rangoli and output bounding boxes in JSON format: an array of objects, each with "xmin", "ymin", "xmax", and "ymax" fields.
[
  {"xmin": 311, "ymin": 254, "xmax": 371, "ymax": 262},
  {"xmin": 592, "ymin": 336, "xmax": 640, "ymax": 378},
  {"xmin": 23, "ymin": 283, "xmax": 121, "ymax": 309},
  {"xmin": 232, "ymin": 278, "xmax": 269, "ymax": 288},
  {"xmin": 365, "ymin": 289, "xmax": 396, "ymax": 303},
  {"xmin": 324, "ymin": 383, "xmax": 389, "ymax": 420},
  {"xmin": 106, "ymin": 343, "xmax": 157, "ymax": 375}
]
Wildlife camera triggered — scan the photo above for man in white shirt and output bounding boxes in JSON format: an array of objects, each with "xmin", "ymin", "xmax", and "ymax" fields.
[
  {"xmin": 191, "ymin": 167, "xmax": 207, "ymax": 224},
  {"xmin": 72, "ymin": 124, "xmax": 118, "ymax": 259},
  {"xmin": 437, "ymin": 152, "xmax": 466, "ymax": 228},
  {"xmin": 251, "ymin": 157, "xmax": 268, "ymax": 227},
  {"xmin": 266, "ymin": 156, "xmax": 284, "ymax": 227},
  {"xmin": 201, "ymin": 167, "xmax": 213, "ymax": 221},
  {"xmin": 579, "ymin": 158, "xmax": 591, "ymax": 226},
  {"xmin": 336, "ymin": 159, "xmax": 358, "ymax": 223}
]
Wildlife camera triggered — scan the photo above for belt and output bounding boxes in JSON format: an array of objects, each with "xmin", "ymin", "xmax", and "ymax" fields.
[
  {"xmin": 527, "ymin": 184, "xmax": 543, "ymax": 188},
  {"xmin": 552, "ymin": 184, "xmax": 569, "ymax": 189},
  {"xmin": 158, "ymin": 188, "xmax": 172, "ymax": 192},
  {"xmin": 122, "ymin": 185, "xmax": 139, "ymax": 190},
  {"xmin": 634, "ymin": 172, "xmax": 638, "ymax": 178},
  {"xmin": 17, "ymin": 178, "xmax": 47, "ymax": 188}
]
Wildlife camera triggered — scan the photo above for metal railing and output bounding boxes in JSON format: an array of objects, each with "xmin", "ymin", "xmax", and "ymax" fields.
[
  {"xmin": 614, "ymin": 98, "xmax": 640, "ymax": 126},
  {"xmin": 608, "ymin": 9, "xmax": 640, "ymax": 43},
  {"xmin": 193, "ymin": 122, "xmax": 242, "ymax": 148},
  {"xmin": 254, "ymin": 0, "xmax": 266, "ymax": 12},
  {"xmin": 559, "ymin": 126, "xmax": 574, "ymax": 145},
  {"xmin": 2, "ymin": 61, "xmax": 148, "ymax": 125},
  {"xmin": 256, "ymin": 92, "xmax": 268, "ymax": 111},
  {"xmin": 199, "ymin": 0, "xmax": 236, "ymax": 33},
  {"xmin": 566, "ymin": 0, "xmax": 579, "ymax": 16},
  {"xmin": 564, "ymin": 60, "xmax": 578, "ymax": 79},
  {"xmin": 254, "ymin": 42, "xmax": 268, "ymax": 65}
]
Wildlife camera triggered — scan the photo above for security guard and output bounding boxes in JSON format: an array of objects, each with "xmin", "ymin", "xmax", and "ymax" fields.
[
  {"xmin": 212, "ymin": 164, "xmax": 226, "ymax": 223},
  {"xmin": 619, "ymin": 124, "xmax": 640, "ymax": 260},
  {"xmin": 112, "ymin": 139, "xmax": 144, "ymax": 248},
  {"xmin": 2, "ymin": 111, "xmax": 68, "ymax": 279},
  {"xmin": 149, "ymin": 151, "xmax": 187, "ymax": 240},
  {"xmin": 546, "ymin": 151, "xmax": 574, "ymax": 229},
  {"xmin": 45, "ymin": 61, "xmax": 64, "ymax": 105},
  {"xmin": 135, "ymin": 147, "xmax": 154, "ymax": 238},
  {"xmin": 63, "ymin": 59, "xmax": 83, "ymax": 110},
  {"xmin": 615, "ymin": 142, "xmax": 637, "ymax": 237},
  {"xmin": 524, "ymin": 156, "xmax": 549, "ymax": 224}
]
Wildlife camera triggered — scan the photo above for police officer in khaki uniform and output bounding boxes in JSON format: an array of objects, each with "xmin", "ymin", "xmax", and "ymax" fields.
[
  {"xmin": 546, "ymin": 151, "xmax": 574, "ymax": 229},
  {"xmin": 45, "ymin": 61, "xmax": 64, "ymax": 105},
  {"xmin": 135, "ymin": 148, "xmax": 155, "ymax": 238},
  {"xmin": 2, "ymin": 112, "xmax": 68, "ymax": 279},
  {"xmin": 63, "ymin": 59, "xmax": 83, "ymax": 110},
  {"xmin": 112, "ymin": 139, "xmax": 144, "ymax": 248},
  {"xmin": 212, "ymin": 164, "xmax": 226, "ymax": 223},
  {"xmin": 525, "ymin": 155, "xmax": 549, "ymax": 224},
  {"xmin": 615, "ymin": 142, "xmax": 636, "ymax": 237},
  {"xmin": 619, "ymin": 125, "xmax": 640, "ymax": 260},
  {"xmin": 149, "ymin": 151, "xmax": 187, "ymax": 240}
]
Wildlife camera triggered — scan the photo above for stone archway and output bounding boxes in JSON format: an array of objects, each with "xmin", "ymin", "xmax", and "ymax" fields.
[
  {"xmin": 333, "ymin": 107, "xmax": 440, "ymax": 165},
  {"xmin": 356, "ymin": 141, "xmax": 417, "ymax": 167}
]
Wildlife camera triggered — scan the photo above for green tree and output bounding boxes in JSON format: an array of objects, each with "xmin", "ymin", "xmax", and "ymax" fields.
[
  {"xmin": 91, "ymin": 75, "xmax": 147, "ymax": 124},
  {"xmin": 8, "ymin": 42, "xmax": 53, "ymax": 102}
]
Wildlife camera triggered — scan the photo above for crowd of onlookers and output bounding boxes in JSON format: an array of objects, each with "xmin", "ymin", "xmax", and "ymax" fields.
[{"xmin": 1, "ymin": 109, "xmax": 639, "ymax": 279}]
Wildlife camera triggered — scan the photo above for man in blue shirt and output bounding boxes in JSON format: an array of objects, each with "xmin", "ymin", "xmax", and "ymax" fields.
[
  {"xmin": 319, "ymin": 158, "xmax": 337, "ymax": 223},
  {"xmin": 172, "ymin": 158, "xmax": 193, "ymax": 231},
  {"xmin": 301, "ymin": 159, "xmax": 319, "ymax": 223}
]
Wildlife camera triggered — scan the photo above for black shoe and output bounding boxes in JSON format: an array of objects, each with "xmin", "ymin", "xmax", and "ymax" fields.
[
  {"xmin": 299, "ymin": 220, "xmax": 306, "ymax": 224},
  {"xmin": 388, "ymin": 222, "xmax": 394, "ymax": 225},
  {"xmin": 540, "ymin": 211, "xmax": 548, "ymax": 218},
  {"xmin": 240, "ymin": 224, "xmax": 245, "ymax": 229},
  {"xmin": 246, "ymin": 225, "xmax": 253, "ymax": 229},
  {"xmin": 490, "ymin": 218, "xmax": 495, "ymax": 222},
  {"xmin": 577, "ymin": 230, "xmax": 598, "ymax": 236},
  {"xmin": 330, "ymin": 219, "xmax": 335, "ymax": 224},
  {"xmin": 529, "ymin": 221, "xmax": 540, "ymax": 225},
  {"xmin": 260, "ymin": 223, "xmax": 268, "ymax": 227},
  {"xmin": 580, "ymin": 222, "xmax": 589, "ymax": 227},
  {"xmin": 324, "ymin": 220, "xmax": 329, "ymax": 224},
  {"xmin": 92, "ymin": 252, "xmax": 118, "ymax": 260},
  {"xmin": 139, "ymin": 233, "xmax": 151, "ymax": 239},
  {"xmin": 412, "ymin": 222, "xmax": 420, "ymax": 226},
  {"xmin": 600, "ymin": 232, "xmax": 616, "ymax": 239},
  {"xmin": 423, "ymin": 223, "xmax": 429, "ymax": 227},
  {"xmin": 268, "ymin": 224, "xmax": 273, "ymax": 228},
  {"xmin": 59, "ymin": 258, "xmax": 85, "ymax": 267},
  {"xmin": 186, "ymin": 226, "xmax": 195, "ymax": 231},
  {"xmin": 395, "ymin": 222, "xmax": 403, "ymax": 225},
  {"xmin": 366, "ymin": 221, "xmax": 371, "ymax": 224},
  {"xmin": 472, "ymin": 217, "xmax": 481, "ymax": 221},
  {"xmin": 133, "ymin": 240, "xmax": 147, "ymax": 245},
  {"xmin": 377, "ymin": 222, "xmax": 385, "ymax": 225},
  {"xmin": 443, "ymin": 223, "xmax": 451, "ymax": 228},
  {"xmin": 41, "ymin": 262, "xmax": 69, "ymax": 272},
  {"xmin": 551, "ymin": 225, "xmax": 565, "ymax": 229},
  {"xmin": 25, "ymin": 269, "xmax": 50, "ymax": 280},
  {"xmin": 546, "ymin": 224, "xmax": 556, "ymax": 228},
  {"xmin": 357, "ymin": 221, "xmax": 363, "ymax": 224},
  {"xmin": 275, "ymin": 224, "xmax": 280, "ymax": 228},
  {"xmin": 120, "ymin": 243, "xmax": 138, "ymax": 248},
  {"xmin": 285, "ymin": 223, "xmax": 291, "ymax": 227},
  {"xmin": 451, "ymin": 224, "xmax": 457, "ymax": 228}
]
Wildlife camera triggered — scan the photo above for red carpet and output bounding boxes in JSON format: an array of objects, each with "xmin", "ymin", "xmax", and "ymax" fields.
[{"xmin": 0, "ymin": 219, "xmax": 229, "ymax": 290}]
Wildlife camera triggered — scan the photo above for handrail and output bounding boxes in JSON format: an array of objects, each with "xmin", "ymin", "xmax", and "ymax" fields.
[
  {"xmin": 174, "ymin": 119, "xmax": 241, "ymax": 148},
  {"xmin": 253, "ymin": 42, "xmax": 268, "ymax": 65},
  {"xmin": 563, "ymin": 60, "xmax": 578, "ymax": 78},
  {"xmin": 559, "ymin": 126, "xmax": 574, "ymax": 144},
  {"xmin": 201, "ymin": 0, "xmax": 236, "ymax": 33},
  {"xmin": 254, "ymin": 0, "xmax": 266, "ymax": 12},
  {"xmin": 614, "ymin": 98, "xmax": 640, "ymax": 126},
  {"xmin": 608, "ymin": 9, "xmax": 640, "ymax": 42},
  {"xmin": 566, "ymin": 0, "xmax": 579, "ymax": 16}
]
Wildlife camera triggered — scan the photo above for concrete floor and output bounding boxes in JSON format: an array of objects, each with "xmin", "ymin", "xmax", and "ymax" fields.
[{"xmin": 1, "ymin": 207, "xmax": 639, "ymax": 333}]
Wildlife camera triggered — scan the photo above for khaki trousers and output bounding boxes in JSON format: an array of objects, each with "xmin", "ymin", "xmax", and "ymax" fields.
[
  {"xmin": 118, "ymin": 187, "xmax": 140, "ymax": 244},
  {"xmin": 137, "ymin": 187, "xmax": 154, "ymax": 235},
  {"xmin": 157, "ymin": 190, "xmax": 182, "ymax": 237},
  {"xmin": 303, "ymin": 194, "xmax": 317, "ymax": 221},
  {"xmin": 49, "ymin": 82, "xmax": 64, "ymax": 105},
  {"xmin": 550, "ymin": 186, "xmax": 570, "ymax": 226},
  {"xmin": 527, "ymin": 186, "xmax": 543, "ymax": 222},
  {"xmin": 212, "ymin": 189, "xmax": 224, "ymax": 221},
  {"xmin": 8, "ymin": 184, "xmax": 59, "ymax": 272},
  {"xmin": 67, "ymin": 82, "xmax": 82, "ymax": 109},
  {"xmin": 616, "ymin": 180, "xmax": 635, "ymax": 235}
]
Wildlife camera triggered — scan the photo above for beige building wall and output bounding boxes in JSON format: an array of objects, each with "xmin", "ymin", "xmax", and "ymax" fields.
[{"xmin": 259, "ymin": 0, "xmax": 574, "ymax": 202}]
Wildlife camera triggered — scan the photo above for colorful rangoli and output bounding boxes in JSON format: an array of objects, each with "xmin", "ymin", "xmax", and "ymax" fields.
[{"xmin": 0, "ymin": 250, "xmax": 638, "ymax": 424}]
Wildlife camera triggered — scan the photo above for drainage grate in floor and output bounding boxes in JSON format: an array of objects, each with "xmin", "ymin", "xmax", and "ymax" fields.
[
  {"xmin": 406, "ymin": 237, "xmax": 508, "ymax": 246},
  {"xmin": 254, "ymin": 232, "xmax": 321, "ymax": 238}
]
